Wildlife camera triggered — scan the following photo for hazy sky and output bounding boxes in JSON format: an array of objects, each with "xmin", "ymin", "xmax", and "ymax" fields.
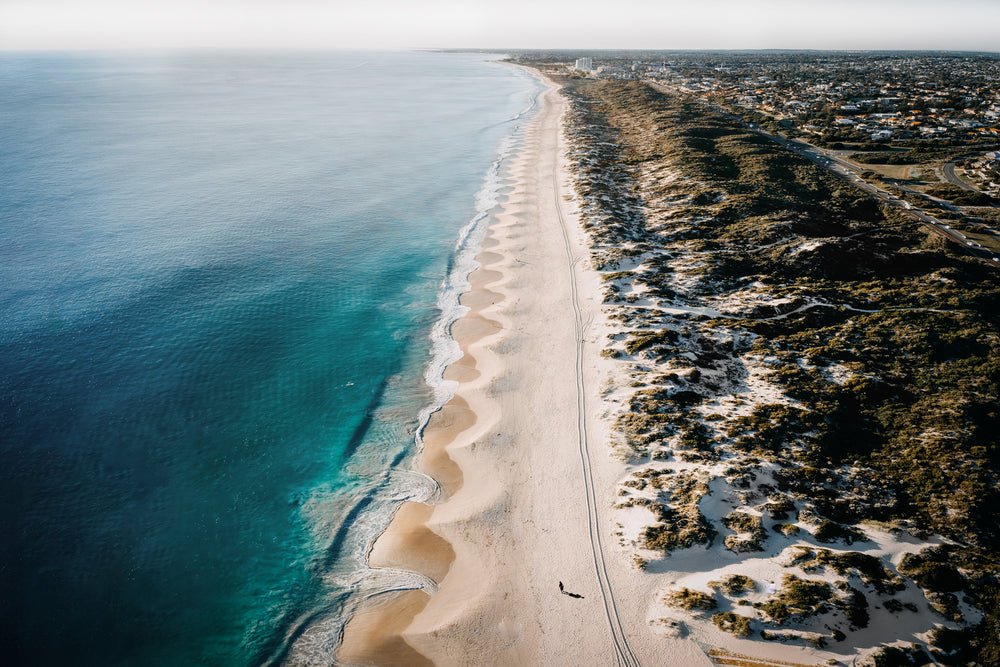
[{"xmin": 1, "ymin": 0, "xmax": 997, "ymax": 52}]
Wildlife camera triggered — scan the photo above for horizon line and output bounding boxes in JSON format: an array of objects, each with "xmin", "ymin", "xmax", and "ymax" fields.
[{"xmin": 1, "ymin": 46, "xmax": 999, "ymax": 56}]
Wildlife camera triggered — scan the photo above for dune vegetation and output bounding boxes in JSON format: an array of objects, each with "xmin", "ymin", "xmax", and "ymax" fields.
[{"xmin": 564, "ymin": 79, "xmax": 1000, "ymax": 663}]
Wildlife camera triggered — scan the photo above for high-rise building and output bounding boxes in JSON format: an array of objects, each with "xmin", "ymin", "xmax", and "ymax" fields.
[{"xmin": 574, "ymin": 57, "xmax": 593, "ymax": 71}]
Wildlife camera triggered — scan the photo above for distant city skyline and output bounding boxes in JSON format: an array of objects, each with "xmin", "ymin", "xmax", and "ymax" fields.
[{"xmin": 1, "ymin": 0, "xmax": 998, "ymax": 52}]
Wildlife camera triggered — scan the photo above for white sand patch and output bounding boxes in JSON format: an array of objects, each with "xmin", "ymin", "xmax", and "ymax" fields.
[
  {"xmin": 614, "ymin": 505, "xmax": 660, "ymax": 548},
  {"xmin": 706, "ymin": 282, "xmax": 799, "ymax": 318},
  {"xmin": 822, "ymin": 363, "xmax": 854, "ymax": 385},
  {"xmin": 728, "ymin": 356, "xmax": 800, "ymax": 415},
  {"xmin": 792, "ymin": 239, "xmax": 827, "ymax": 254}
]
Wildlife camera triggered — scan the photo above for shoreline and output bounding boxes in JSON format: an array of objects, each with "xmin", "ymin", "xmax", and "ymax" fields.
[
  {"xmin": 337, "ymin": 64, "xmax": 716, "ymax": 667},
  {"xmin": 336, "ymin": 69, "xmax": 559, "ymax": 664}
]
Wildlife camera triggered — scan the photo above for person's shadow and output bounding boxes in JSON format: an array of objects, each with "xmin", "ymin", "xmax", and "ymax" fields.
[{"xmin": 558, "ymin": 581, "xmax": 584, "ymax": 599}]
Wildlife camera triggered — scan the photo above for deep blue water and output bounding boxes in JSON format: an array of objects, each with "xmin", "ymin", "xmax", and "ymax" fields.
[{"xmin": 0, "ymin": 51, "xmax": 542, "ymax": 665}]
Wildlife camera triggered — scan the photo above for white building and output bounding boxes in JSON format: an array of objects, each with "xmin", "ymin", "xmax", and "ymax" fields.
[{"xmin": 574, "ymin": 57, "xmax": 593, "ymax": 71}]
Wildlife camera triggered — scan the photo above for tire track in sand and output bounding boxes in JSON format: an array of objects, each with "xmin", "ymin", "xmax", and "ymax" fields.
[{"xmin": 551, "ymin": 116, "xmax": 641, "ymax": 667}]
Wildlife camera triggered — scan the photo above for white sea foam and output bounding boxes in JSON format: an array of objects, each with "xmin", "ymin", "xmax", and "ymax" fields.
[
  {"xmin": 282, "ymin": 63, "xmax": 547, "ymax": 667},
  {"xmin": 414, "ymin": 79, "xmax": 541, "ymax": 501},
  {"xmin": 332, "ymin": 68, "xmax": 540, "ymax": 610}
]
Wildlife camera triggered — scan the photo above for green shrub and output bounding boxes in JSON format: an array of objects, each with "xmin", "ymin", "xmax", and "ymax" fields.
[
  {"xmin": 758, "ymin": 600, "xmax": 790, "ymax": 624},
  {"xmin": 756, "ymin": 574, "xmax": 835, "ymax": 625},
  {"xmin": 780, "ymin": 574, "xmax": 834, "ymax": 610},
  {"xmin": 661, "ymin": 587, "xmax": 717, "ymax": 611},
  {"xmin": 761, "ymin": 497, "xmax": 796, "ymax": 519},
  {"xmin": 709, "ymin": 574, "xmax": 756, "ymax": 596},
  {"xmin": 712, "ymin": 611, "xmax": 753, "ymax": 636},
  {"xmin": 625, "ymin": 329, "xmax": 680, "ymax": 355},
  {"xmin": 839, "ymin": 586, "xmax": 870, "ymax": 629},
  {"xmin": 773, "ymin": 523, "xmax": 800, "ymax": 536},
  {"xmin": 723, "ymin": 511, "xmax": 763, "ymax": 534},
  {"xmin": 863, "ymin": 645, "xmax": 932, "ymax": 667},
  {"xmin": 813, "ymin": 519, "xmax": 867, "ymax": 544},
  {"xmin": 898, "ymin": 552, "xmax": 966, "ymax": 593},
  {"xmin": 929, "ymin": 626, "xmax": 973, "ymax": 663},
  {"xmin": 811, "ymin": 550, "xmax": 903, "ymax": 594}
]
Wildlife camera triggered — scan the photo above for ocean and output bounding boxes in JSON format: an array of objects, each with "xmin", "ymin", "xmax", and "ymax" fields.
[{"xmin": 0, "ymin": 50, "xmax": 543, "ymax": 665}]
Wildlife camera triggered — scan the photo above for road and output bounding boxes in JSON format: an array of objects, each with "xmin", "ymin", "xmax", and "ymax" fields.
[
  {"xmin": 942, "ymin": 160, "xmax": 981, "ymax": 192},
  {"xmin": 774, "ymin": 138, "xmax": 1000, "ymax": 268},
  {"xmin": 647, "ymin": 81, "xmax": 1000, "ymax": 270}
]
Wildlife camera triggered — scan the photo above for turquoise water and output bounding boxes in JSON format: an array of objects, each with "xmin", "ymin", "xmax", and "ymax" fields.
[{"xmin": 0, "ymin": 51, "xmax": 542, "ymax": 665}]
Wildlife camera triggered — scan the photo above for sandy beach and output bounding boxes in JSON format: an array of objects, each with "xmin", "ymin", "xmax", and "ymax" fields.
[
  {"xmin": 335, "ymin": 69, "xmax": 712, "ymax": 666},
  {"xmin": 334, "ymin": 62, "xmax": 722, "ymax": 666}
]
